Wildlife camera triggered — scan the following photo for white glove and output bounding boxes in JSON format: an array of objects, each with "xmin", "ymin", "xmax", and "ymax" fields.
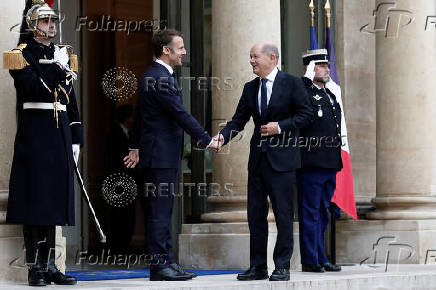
[
  {"xmin": 72, "ymin": 144, "xmax": 80, "ymax": 164},
  {"xmin": 304, "ymin": 60, "xmax": 316, "ymax": 81},
  {"xmin": 54, "ymin": 46, "xmax": 78, "ymax": 80},
  {"xmin": 54, "ymin": 46, "xmax": 69, "ymax": 68}
]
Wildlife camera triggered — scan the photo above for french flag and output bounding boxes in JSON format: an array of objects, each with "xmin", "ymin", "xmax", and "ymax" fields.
[
  {"xmin": 325, "ymin": 27, "xmax": 358, "ymax": 220},
  {"xmin": 45, "ymin": 0, "xmax": 55, "ymax": 7}
]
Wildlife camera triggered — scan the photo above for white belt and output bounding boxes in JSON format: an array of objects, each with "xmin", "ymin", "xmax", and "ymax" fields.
[{"xmin": 23, "ymin": 102, "xmax": 66, "ymax": 111}]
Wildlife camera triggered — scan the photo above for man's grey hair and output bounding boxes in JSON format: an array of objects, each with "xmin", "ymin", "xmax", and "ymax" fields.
[{"xmin": 261, "ymin": 43, "xmax": 280, "ymax": 62}]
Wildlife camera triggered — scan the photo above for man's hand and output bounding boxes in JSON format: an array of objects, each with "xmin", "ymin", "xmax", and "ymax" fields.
[
  {"xmin": 261, "ymin": 122, "xmax": 279, "ymax": 137},
  {"xmin": 209, "ymin": 134, "xmax": 224, "ymax": 152},
  {"xmin": 124, "ymin": 149, "xmax": 139, "ymax": 168},
  {"xmin": 304, "ymin": 60, "xmax": 316, "ymax": 81},
  {"xmin": 54, "ymin": 46, "xmax": 69, "ymax": 70}
]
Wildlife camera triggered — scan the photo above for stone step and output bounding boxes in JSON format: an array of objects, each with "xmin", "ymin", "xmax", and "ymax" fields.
[
  {"xmin": 0, "ymin": 192, "xmax": 8, "ymax": 212},
  {"xmin": 1, "ymin": 264, "xmax": 436, "ymax": 289},
  {"xmin": 179, "ymin": 222, "xmax": 301, "ymax": 271},
  {"xmin": 0, "ymin": 234, "xmax": 26, "ymax": 282}
]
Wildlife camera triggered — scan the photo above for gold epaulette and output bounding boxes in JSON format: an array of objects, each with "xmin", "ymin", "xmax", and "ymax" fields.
[
  {"xmin": 3, "ymin": 43, "xmax": 79, "ymax": 73},
  {"xmin": 69, "ymin": 54, "xmax": 78, "ymax": 72},
  {"xmin": 3, "ymin": 43, "xmax": 29, "ymax": 70}
]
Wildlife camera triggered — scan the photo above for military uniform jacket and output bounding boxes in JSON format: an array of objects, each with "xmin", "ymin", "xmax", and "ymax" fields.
[
  {"xmin": 6, "ymin": 38, "xmax": 83, "ymax": 226},
  {"xmin": 299, "ymin": 77, "xmax": 342, "ymax": 170}
]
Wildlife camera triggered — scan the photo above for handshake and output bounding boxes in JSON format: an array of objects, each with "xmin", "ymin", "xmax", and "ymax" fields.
[
  {"xmin": 207, "ymin": 122, "xmax": 279, "ymax": 152},
  {"xmin": 208, "ymin": 134, "xmax": 225, "ymax": 152}
]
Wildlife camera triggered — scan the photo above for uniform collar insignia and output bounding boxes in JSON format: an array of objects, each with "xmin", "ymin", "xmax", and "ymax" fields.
[{"xmin": 313, "ymin": 94, "xmax": 322, "ymax": 101}]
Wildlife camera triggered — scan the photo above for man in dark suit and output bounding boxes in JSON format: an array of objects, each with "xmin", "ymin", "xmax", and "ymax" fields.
[
  {"xmin": 213, "ymin": 42, "xmax": 313, "ymax": 281},
  {"xmin": 297, "ymin": 49, "xmax": 342, "ymax": 273},
  {"xmin": 124, "ymin": 29, "xmax": 219, "ymax": 281}
]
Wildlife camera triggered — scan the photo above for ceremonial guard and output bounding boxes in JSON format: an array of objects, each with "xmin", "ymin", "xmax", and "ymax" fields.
[
  {"xmin": 298, "ymin": 49, "xmax": 342, "ymax": 273},
  {"xmin": 4, "ymin": 0, "xmax": 82, "ymax": 286}
]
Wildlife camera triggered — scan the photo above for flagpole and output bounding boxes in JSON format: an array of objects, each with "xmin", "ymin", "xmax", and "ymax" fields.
[
  {"xmin": 325, "ymin": 0, "xmax": 331, "ymax": 28},
  {"xmin": 324, "ymin": 0, "xmax": 337, "ymax": 265},
  {"xmin": 309, "ymin": 0, "xmax": 318, "ymax": 49},
  {"xmin": 309, "ymin": 0, "xmax": 315, "ymax": 27}
]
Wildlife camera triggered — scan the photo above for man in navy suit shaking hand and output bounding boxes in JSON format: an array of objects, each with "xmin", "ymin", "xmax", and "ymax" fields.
[
  {"xmin": 124, "ymin": 29, "xmax": 220, "ymax": 281},
  {"xmin": 213, "ymin": 42, "xmax": 313, "ymax": 281}
]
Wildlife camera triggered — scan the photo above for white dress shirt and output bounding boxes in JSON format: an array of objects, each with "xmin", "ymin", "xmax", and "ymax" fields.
[
  {"xmin": 257, "ymin": 67, "xmax": 278, "ymax": 115},
  {"xmin": 155, "ymin": 59, "xmax": 174, "ymax": 75}
]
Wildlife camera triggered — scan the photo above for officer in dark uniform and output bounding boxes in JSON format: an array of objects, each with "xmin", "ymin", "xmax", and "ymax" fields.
[
  {"xmin": 4, "ymin": 0, "xmax": 82, "ymax": 286},
  {"xmin": 298, "ymin": 49, "xmax": 342, "ymax": 273}
]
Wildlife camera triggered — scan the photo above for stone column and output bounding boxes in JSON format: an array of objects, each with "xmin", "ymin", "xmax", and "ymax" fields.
[
  {"xmin": 179, "ymin": 0, "xmax": 302, "ymax": 270},
  {"xmin": 201, "ymin": 0, "xmax": 281, "ymax": 223},
  {"xmin": 337, "ymin": 0, "xmax": 436, "ymax": 264},
  {"xmin": 367, "ymin": 0, "xmax": 436, "ymax": 220},
  {"xmin": 335, "ymin": 0, "xmax": 376, "ymax": 216},
  {"xmin": 0, "ymin": 0, "xmax": 26, "ymax": 282}
]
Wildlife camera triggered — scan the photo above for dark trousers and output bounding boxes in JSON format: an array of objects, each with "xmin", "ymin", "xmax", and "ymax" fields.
[
  {"xmin": 247, "ymin": 153, "xmax": 295, "ymax": 269},
  {"xmin": 144, "ymin": 168, "xmax": 178, "ymax": 270},
  {"xmin": 297, "ymin": 168, "xmax": 337, "ymax": 265},
  {"xmin": 23, "ymin": 225, "xmax": 56, "ymax": 268}
]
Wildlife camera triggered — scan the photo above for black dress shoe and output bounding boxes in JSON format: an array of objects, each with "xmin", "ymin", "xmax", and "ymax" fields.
[
  {"xmin": 269, "ymin": 269, "xmax": 290, "ymax": 281},
  {"xmin": 321, "ymin": 263, "xmax": 342, "ymax": 272},
  {"xmin": 302, "ymin": 264, "xmax": 325, "ymax": 273},
  {"xmin": 28, "ymin": 266, "xmax": 46, "ymax": 287},
  {"xmin": 169, "ymin": 263, "xmax": 197, "ymax": 278},
  {"xmin": 150, "ymin": 267, "xmax": 193, "ymax": 281},
  {"xmin": 45, "ymin": 266, "xmax": 77, "ymax": 285},
  {"xmin": 236, "ymin": 266, "xmax": 268, "ymax": 281}
]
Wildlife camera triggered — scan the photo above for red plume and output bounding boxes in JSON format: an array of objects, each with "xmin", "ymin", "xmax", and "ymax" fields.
[{"xmin": 45, "ymin": 0, "xmax": 54, "ymax": 7}]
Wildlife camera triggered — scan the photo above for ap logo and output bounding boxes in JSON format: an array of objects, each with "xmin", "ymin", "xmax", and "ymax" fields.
[
  {"xmin": 360, "ymin": 236, "xmax": 415, "ymax": 272},
  {"xmin": 361, "ymin": 1, "xmax": 414, "ymax": 38}
]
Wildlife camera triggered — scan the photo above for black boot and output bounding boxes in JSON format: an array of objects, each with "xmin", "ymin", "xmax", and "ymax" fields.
[
  {"xmin": 44, "ymin": 250, "xmax": 77, "ymax": 285},
  {"xmin": 45, "ymin": 265, "xmax": 77, "ymax": 285},
  {"xmin": 28, "ymin": 265, "xmax": 46, "ymax": 287},
  {"xmin": 40, "ymin": 226, "xmax": 77, "ymax": 285},
  {"xmin": 150, "ymin": 267, "xmax": 193, "ymax": 281},
  {"xmin": 23, "ymin": 226, "xmax": 46, "ymax": 286},
  {"xmin": 169, "ymin": 263, "xmax": 197, "ymax": 278}
]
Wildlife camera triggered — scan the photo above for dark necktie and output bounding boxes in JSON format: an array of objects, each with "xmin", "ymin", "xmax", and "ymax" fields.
[
  {"xmin": 260, "ymin": 78, "xmax": 268, "ymax": 152},
  {"xmin": 320, "ymin": 88, "xmax": 333, "ymax": 105},
  {"xmin": 260, "ymin": 78, "xmax": 268, "ymax": 121},
  {"xmin": 172, "ymin": 72, "xmax": 179, "ymax": 90}
]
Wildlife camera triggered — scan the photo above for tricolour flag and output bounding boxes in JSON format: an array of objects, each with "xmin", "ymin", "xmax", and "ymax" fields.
[
  {"xmin": 45, "ymin": 0, "xmax": 55, "ymax": 7},
  {"xmin": 310, "ymin": 25, "xmax": 318, "ymax": 50},
  {"xmin": 325, "ymin": 27, "xmax": 358, "ymax": 220}
]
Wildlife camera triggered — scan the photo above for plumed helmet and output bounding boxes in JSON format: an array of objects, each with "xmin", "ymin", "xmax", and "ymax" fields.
[{"xmin": 26, "ymin": 0, "xmax": 58, "ymax": 27}]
